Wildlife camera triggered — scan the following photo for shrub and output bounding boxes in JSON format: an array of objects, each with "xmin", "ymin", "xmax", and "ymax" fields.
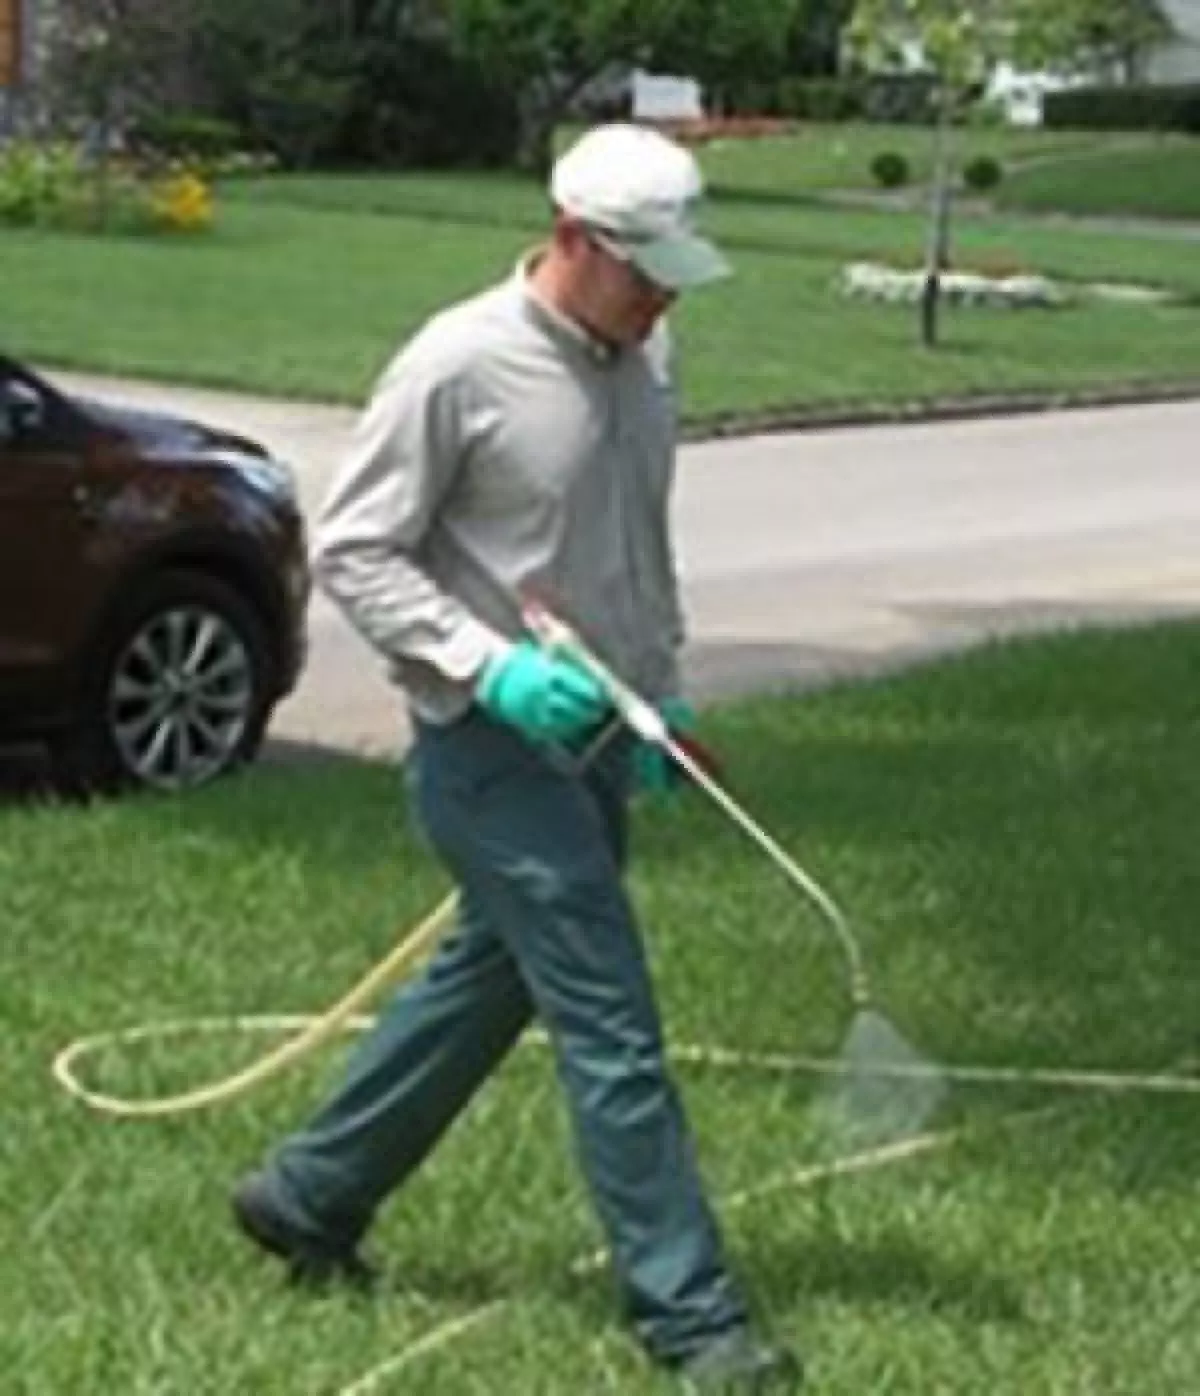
[
  {"xmin": 1043, "ymin": 83, "xmax": 1200, "ymax": 133},
  {"xmin": 870, "ymin": 150, "xmax": 910, "ymax": 189},
  {"xmin": 0, "ymin": 140, "xmax": 215, "ymax": 236},
  {"xmin": 0, "ymin": 142, "xmax": 78, "ymax": 225},
  {"xmin": 129, "ymin": 111, "xmax": 242, "ymax": 164},
  {"xmin": 775, "ymin": 77, "xmax": 864, "ymax": 122},
  {"xmin": 721, "ymin": 78, "xmax": 781, "ymax": 117},
  {"xmin": 962, "ymin": 155, "xmax": 1004, "ymax": 192},
  {"xmin": 322, "ymin": 35, "xmax": 520, "ymax": 169},
  {"xmin": 862, "ymin": 72, "xmax": 937, "ymax": 124}
]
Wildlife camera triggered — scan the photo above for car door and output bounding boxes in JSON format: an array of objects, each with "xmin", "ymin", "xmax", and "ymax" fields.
[{"xmin": 0, "ymin": 363, "xmax": 96, "ymax": 716}]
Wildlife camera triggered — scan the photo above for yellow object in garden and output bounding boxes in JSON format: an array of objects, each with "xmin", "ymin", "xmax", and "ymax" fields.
[{"xmin": 150, "ymin": 172, "xmax": 215, "ymax": 232}]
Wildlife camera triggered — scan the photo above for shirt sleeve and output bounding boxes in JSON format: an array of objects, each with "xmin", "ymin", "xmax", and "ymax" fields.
[
  {"xmin": 659, "ymin": 548, "xmax": 686, "ymax": 701},
  {"xmin": 312, "ymin": 344, "xmax": 509, "ymax": 683},
  {"xmin": 645, "ymin": 320, "xmax": 688, "ymax": 695}
]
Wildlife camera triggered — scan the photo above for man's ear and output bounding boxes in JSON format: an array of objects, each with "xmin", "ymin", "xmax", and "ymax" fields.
[{"xmin": 553, "ymin": 212, "xmax": 591, "ymax": 258}]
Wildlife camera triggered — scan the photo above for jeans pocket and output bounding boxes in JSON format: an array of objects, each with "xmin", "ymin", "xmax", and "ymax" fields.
[{"xmin": 414, "ymin": 708, "xmax": 537, "ymax": 805}]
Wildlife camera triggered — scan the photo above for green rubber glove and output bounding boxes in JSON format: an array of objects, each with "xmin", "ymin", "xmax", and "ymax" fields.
[
  {"xmin": 632, "ymin": 697, "xmax": 697, "ymax": 794},
  {"xmin": 476, "ymin": 639, "xmax": 609, "ymax": 743}
]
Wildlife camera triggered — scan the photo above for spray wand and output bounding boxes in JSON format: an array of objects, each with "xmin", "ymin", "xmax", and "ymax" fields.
[{"xmin": 521, "ymin": 598, "xmax": 871, "ymax": 1009}]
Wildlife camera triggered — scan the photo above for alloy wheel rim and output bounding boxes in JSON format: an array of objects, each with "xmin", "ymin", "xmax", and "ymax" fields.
[{"xmin": 107, "ymin": 605, "xmax": 254, "ymax": 790}]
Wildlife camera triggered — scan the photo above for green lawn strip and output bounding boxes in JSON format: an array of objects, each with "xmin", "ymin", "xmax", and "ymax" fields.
[
  {"xmin": 217, "ymin": 126, "xmax": 1125, "ymax": 221},
  {"xmin": 697, "ymin": 122, "xmax": 1127, "ymax": 196},
  {"xmin": 701, "ymin": 196, "xmax": 1200, "ymax": 292},
  {"xmin": 221, "ymin": 167, "xmax": 549, "ymax": 230},
  {"xmin": 678, "ymin": 276, "xmax": 1200, "ymax": 423},
  {"xmin": 4, "ymin": 622, "xmax": 1198, "ymax": 1391},
  {"xmin": 997, "ymin": 140, "xmax": 1200, "ymax": 221},
  {"xmin": 222, "ymin": 165, "xmax": 1200, "ymax": 291},
  {"xmin": 5, "ymin": 195, "xmax": 1200, "ymax": 416},
  {"xmin": 1, "ymin": 203, "xmax": 530, "ymax": 401}
]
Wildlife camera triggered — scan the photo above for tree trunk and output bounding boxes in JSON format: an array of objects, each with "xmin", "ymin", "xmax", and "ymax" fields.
[
  {"xmin": 516, "ymin": 107, "xmax": 556, "ymax": 178},
  {"xmin": 919, "ymin": 272, "xmax": 939, "ymax": 349},
  {"xmin": 515, "ymin": 78, "xmax": 569, "ymax": 179},
  {"xmin": 516, "ymin": 67, "xmax": 606, "ymax": 179},
  {"xmin": 920, "ymin": 85, "xmax": 956, "ymax": 350}
]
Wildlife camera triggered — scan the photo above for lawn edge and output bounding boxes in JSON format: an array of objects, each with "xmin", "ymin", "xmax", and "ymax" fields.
[
  {"xmin": 29, "ymin": 355, "xmax": 1200, "ymax": 444},
  {"xmin": 679, "ymin": 377, "xmax": 1200, "ymax": 441}
]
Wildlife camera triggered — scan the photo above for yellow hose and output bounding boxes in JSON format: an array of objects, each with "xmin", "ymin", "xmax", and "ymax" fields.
[
  {"xmin": 52, "ymin": 876, "xmax": 1200, "ymax": 1121},
  {"xmin": 51, "ymin": 892, "xmax": 458, "ymax": 1118}
]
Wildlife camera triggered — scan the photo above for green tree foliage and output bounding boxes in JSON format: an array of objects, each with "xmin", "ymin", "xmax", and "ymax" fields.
[
  {"xmin": 1010, "ymin": 0, "xmax": 1175, "ymax": 84},
  {"xmin": 786, "ymin": 0, "xmax": 858, "ymax": 76},
  {"xmin": 448, "ymin": 0, "xmax": 805, "ymax": 173},
  {"xmin": 191, "ymin": 0, "xmax": 354, "ymax": 169},
  {"xmin": 849, "ymin": 0, "xmax": 1014, "ymax": 94},
  {"xmin": 849, "ymin": 0, "xmax": 1178, "ymax": 346},
  {"xmin": 191, "ymin": 0, "xmax": 516, "ymax": 168},
  {"xmin": 643, "ymin": 0, "xmax": 809, "ymax": 107},
  {"xmin": 37, "ymin": 0, "xmax": 194, "ymax": 138},
  {"xmin": 849, "ymin": 0, "xmax": 1016, "ymax": 347}
]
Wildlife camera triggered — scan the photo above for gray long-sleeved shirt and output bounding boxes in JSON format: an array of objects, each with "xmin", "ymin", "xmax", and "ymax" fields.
[{"xmin": 313, "ymin": 262, "xmax": 686, "ymax": 724}]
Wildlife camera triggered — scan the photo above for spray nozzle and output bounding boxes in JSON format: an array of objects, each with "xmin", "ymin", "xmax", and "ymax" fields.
[{"xmin": 521, "ymin": 598, "xmax": 669, "ymax": 744}]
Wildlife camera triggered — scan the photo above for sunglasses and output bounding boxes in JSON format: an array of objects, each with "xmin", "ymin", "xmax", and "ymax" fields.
[{"xmin": 582, "ymin": 225, "xmax": 674, "ymax": 296}]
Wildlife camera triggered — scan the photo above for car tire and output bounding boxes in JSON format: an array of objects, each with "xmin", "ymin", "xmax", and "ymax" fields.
[{"xmin": 56, "ymin": 569, "xmax": 276, "ymax": 794}]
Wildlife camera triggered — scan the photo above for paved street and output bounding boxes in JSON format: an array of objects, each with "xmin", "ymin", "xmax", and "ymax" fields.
[{"xmin": 50, "ymin": 371, "xmax": 1200, "ymax": 762}]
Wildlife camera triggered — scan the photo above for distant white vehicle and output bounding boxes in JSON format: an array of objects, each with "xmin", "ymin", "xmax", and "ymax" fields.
[
  {"xmin": 986, "ymin": 63, "xmax": 1085, "ymax": 127},
  {"xmin": 631, "ymin": 70, "xmax": 704, "ymax": 122}
]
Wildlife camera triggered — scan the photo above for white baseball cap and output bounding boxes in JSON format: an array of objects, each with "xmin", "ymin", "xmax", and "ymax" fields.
[{"xmin": 550, "ymin": 123, "xmax": 731, "ymax": 291}]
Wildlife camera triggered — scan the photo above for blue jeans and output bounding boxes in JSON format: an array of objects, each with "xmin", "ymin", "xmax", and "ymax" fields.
[{"xmin": 267, "ymin": 708, "xmax": 747, "ymax": 1362}]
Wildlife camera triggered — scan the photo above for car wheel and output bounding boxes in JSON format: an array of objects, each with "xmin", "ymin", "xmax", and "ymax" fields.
[{"xmin": 61, "ymin": 570, "xmax": 276, "ymax": 794}]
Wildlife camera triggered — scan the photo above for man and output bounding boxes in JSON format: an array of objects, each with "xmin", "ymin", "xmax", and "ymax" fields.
[{"xmin": 232, "ymin": 123, "xmax": 802, "ymax": 1392}]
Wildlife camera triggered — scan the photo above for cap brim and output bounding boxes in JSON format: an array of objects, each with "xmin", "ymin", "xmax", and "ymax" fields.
[{"xmin": 629, "ymin": 232, "xmax": 731, "ymax": 291}]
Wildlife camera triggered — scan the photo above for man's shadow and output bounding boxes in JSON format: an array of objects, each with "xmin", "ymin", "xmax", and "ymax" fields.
[
  {"xmin": 553, "ymin": 1219, "xmax": 1026, "ymax": 1329},
  {"xmin": 750, "ymin": 1225, "xmax": 1026, "ymax": 1324}
]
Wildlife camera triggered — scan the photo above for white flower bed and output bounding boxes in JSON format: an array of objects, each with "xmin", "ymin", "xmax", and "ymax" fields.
[{"xmin": 841, "ymin": 260, "xmax": 1069, "ymax": 309}]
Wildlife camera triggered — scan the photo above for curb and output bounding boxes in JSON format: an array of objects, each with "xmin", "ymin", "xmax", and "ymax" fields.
[
  {"xmin": 37, "ymin": 359, "xmax": 1200, "ymax": 447},
  {"xmin": 680, "ymin": 379, "xmax": 1200, "ymax": 442}
]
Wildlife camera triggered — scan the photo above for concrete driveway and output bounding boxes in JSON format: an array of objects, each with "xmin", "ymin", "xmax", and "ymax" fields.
[{"xmin": 48, "ymin": 371, "xmax": 1200, "ymax": 761}]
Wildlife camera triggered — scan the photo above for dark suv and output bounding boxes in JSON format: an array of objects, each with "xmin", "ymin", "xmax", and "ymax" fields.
[{"xmin": 0, "ymin": 356, "xmax": 308, "ymax": 792}]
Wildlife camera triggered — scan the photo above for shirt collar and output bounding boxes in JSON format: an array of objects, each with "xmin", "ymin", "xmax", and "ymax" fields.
[{"xmin": 514, "ymin": 251, "xmax": 618, "ymax": 366}]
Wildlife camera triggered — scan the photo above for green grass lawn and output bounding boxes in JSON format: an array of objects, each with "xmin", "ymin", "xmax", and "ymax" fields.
[
  {"xmin": 5, "ymin": 165, "xmax": 1200, "ymax": 420},
  {"xmin": 696, "ymin": 122, "xmax": 1129, "ymax": 197},
  {"xmin": 998, "ymin": 139, "xmax": 1200, "ymax": 220},
  {"xmin": 4, "ymin": 622, "xmax": 1199, "ymax": 1392},
  {"xmin": 696, "ymin": 123, "xmax": 1200, "ymax": 223}
]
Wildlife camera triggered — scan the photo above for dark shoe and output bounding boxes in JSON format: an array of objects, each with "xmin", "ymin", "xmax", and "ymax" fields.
[
  {"xmin": 231, "ymin": 1171, "xmax": 377, "ymax": 1292},
  {"xmin": 678, "ymin": 1328, "xmax": 804, "ymax": 1392}
]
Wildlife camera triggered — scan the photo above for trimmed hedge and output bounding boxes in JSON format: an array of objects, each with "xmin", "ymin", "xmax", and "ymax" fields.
[
  {"xmin": 128, "ymin": 112, "xmax": 242, "ymax": 163},
  {"xmin": 725, "ymin": 76, "xmax": 864, "ymax": 120},
  {"xmin": 1044, "ymin": 83, "xmax": 1200, "ymax": 133},
  {"xmin": 724, "ymin": 72, "xmax": 937, "ymax": 125},
  {"xmin": 776, "ymin": 77, "xmax": 864, "ymax": 121}
]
